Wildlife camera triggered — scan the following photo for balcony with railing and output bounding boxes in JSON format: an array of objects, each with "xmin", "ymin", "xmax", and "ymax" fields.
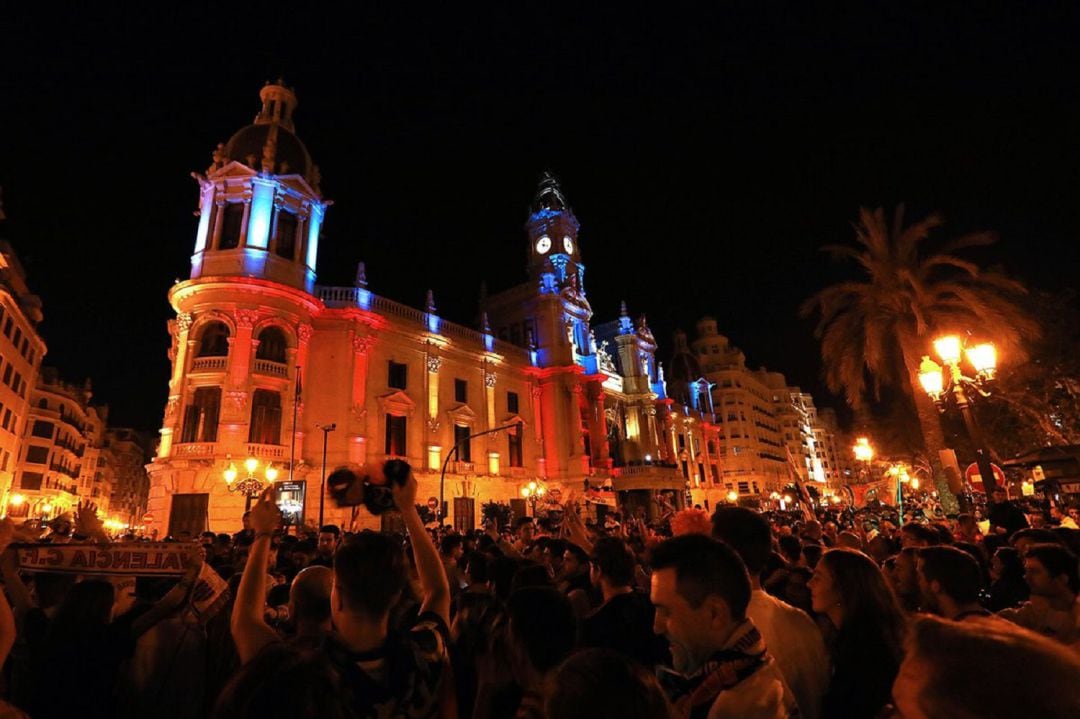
[
  {"xmin": 190, "ymin": 356, "xmax": 227, "ymax": 373},
  {"xmin": 173, "ymin": 442, "xmax": 216, "ymax": 457},
  {"xmin": 316, "ymin": 285, "xmax": 531, "ymax": 362},
  {"xmin": 610, "ymin": 462, "xmax": 684, "ymax": 491},
  {"xmin": 246, "ymin": 443, "xmax": 286, "ymax": 460},
  {"xmin": 252, "ymin": 359, "xmax": 289, "ymax": 378}
]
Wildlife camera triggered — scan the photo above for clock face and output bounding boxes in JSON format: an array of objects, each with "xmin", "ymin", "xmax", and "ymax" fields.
[
  {"xmin": 563, "ymin": 236, "xmax": 574, "ymax": 254},
  {"xmin": 535, "ymin": 235, "xmax": 551, "ymax": 254}
]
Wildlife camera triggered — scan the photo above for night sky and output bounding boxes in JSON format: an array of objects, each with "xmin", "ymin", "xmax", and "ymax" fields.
[{"xmin": 3, "ymin": 4, "xmax": 1079, "ymax": 432}]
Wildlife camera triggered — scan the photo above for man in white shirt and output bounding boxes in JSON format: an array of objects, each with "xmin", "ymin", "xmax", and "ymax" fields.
[{"xmin": 712, "ymin": 507, "xmax": 829, "ymax": 719}]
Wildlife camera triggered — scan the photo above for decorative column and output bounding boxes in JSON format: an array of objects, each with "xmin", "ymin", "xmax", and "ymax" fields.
[
  {"xmin": 426, "ymin": 344, "xmax": 441, "ymax": 467},
  {"xmin": 210, "ymin": 198, "xmax": 225, "ymax": 249},
  {"xmin": 170, "ymin": 313, "xmax": 194, "ymax": 390},
  {"xmin": 531, "ymin": 383, "xmax": 546, "ymax": 478},
  {"xmin": 484, "ymin": 362, "xmax": 498, "ymax": 476},
  {"xmin": 230, "ymin": 310, "xmax": 259, "ymax": 388},
  {"xmin": 585, "ymin": 381, "xmax": 610, "ymax": 470},
  {"xmin": 349, "ymin": 332, "xmax": 374, "ymax": 465},
  {"xmin": 292, "ymin": 323, "xmax": 313, "ymax": 459}
]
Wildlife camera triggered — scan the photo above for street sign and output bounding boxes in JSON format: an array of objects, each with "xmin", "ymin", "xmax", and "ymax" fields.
[{"xmin": 965, "ymin": 462, "xmax": 1006, "ymax": 492}]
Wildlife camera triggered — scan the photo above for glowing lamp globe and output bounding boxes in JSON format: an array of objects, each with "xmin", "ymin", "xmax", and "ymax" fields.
[
  {"xmin": 244, "ymin": 457, "xmax": 259, "ymax": 474},
  {"xmin": 520, "ymin": 487, "xmax": 530, "ymax": 498},
  {"xmin": 9, "ymin": 493, "xmax": 25, "ymax": 507},
  {"xmin": 966, "ymin": 343, "xmax": 997, "ymax": 377},
  {"xmin": 918, "ymin": 357, "xmax": 944, "ymax": 398},
  {"xmin": 933, "ymin": 335, "xmax": 963, "ymax": 365},
  {"xmin": 265, "ymin": 464, "xmax": 279, "ymax": 482},
  {"xmin": 726, "ymin": 490, "xmax": 739, "ymax": 503},
  {"xmin": 224, "ymin": 464, "xmax": 239, "ymax": 485}
]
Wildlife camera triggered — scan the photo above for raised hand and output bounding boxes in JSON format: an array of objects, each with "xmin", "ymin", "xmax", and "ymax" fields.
[
  {"xmin": 250, "ymin": 487, "xmax": 282, "ymax": 535},
  {"xmin": 75, "ymin": 501, "xmax": 106, "ymax": 540},
  {"xmin": 391, "ymin": 464, "xmax": 418, "ymax": 512}
]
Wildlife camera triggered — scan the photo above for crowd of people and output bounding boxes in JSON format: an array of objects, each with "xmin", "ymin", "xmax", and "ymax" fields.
[{"xmin": 0, "ymin": 470, "xmax": 1079, "ymax": 718}]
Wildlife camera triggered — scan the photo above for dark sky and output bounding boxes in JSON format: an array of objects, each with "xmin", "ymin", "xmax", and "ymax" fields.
[{"xmin": 3, "ymin": 3, "xmax": 1079, "ymax": 431}]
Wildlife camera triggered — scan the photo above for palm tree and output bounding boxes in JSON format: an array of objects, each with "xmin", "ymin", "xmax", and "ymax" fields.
[{"xmin": 802, "ymin": 206, "xmax": 1039, "ymax": 504}]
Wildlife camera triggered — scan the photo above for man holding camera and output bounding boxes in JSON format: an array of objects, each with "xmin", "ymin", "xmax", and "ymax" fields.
[{"xmin": 232, "ymin": 462, "xmax": 453, "ymax": 718}]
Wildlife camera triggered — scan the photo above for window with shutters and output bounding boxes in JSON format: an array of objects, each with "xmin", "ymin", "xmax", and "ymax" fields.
[
  {"xmin": 179, "ymin": 387, "xmax": 221, "ymax": 443},
  {"xmin": 248, "ymin": 389, "xmax": 283, "ymax": 444}
]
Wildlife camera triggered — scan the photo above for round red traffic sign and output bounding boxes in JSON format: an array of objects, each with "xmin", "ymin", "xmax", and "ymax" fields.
[{"xmin": 964, "ymin": 462, "xmax": 1006, "ymax": 491}]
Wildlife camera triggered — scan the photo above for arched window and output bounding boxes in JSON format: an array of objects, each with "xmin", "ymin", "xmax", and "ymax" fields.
[
  {"xmin": 218, "ymin": 203, "xmax": 245, "ymax": 250},
  {"xmin": 255, "ymin": 327, "xmax": 287, "ymax": 363},
  {"xmin": 249, "ymin": 390, "xmax": 282, "ymax": 445},
  {"xmin": 197, "ymin": 322, "xmax": 230, "ymax": 357}
]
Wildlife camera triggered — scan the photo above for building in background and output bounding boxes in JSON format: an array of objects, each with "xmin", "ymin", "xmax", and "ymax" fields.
[
  {"xmin": 107, "ymin": 428, "xmax": 151, "ymax": 528},
  {"xmin": 676, "ymin": 317, "xmax": 844, "ymax": 502},
  {"xmin": 0, "ymin": 208, "xmax": 47, "ymax": 511},
  {"xmin": 146, "ymin": 82, "xmax": 714, "ymax": 536},
  {"xmin": 10, "ymin": 369, "xmax": 108, "ymax": 521}
]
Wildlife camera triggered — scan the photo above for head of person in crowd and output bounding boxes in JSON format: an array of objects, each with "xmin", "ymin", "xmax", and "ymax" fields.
[
  {"xmin": 649, "ymin": 534, "xmax": 751, "ymax": 671},
  {"xmin": 916, "ymin": 546, "xmax": 984, "ymax": 619},
  {"xmin": 991, "ymin": 488, "xmax": 1009, "ymax": 505},
  {"xmin": 890, "ymin": 615, "xmax": 1080, "ymax": 719},
  {"xmin": 836, "ymin": 531, "xmax": 863, "ymax": 550},
  {"xmin": 506, "ymin": 586, "xmax": 577, "ymax": 688},
  {"xmin": 1011, "ymin": 528, "xmax": 1062, "ymax": 556},
  {"xmin": 900, "ymin": 522, "xmax": 939, "ymax": 549},
  {"xmin": 809, "ymin": 548, "xmax": 905, "ymax": 660},
  {"xmin": 778, "ymin": 534, "xmax": 802, "ymax": 564},
  {"xmin": 489, "ymin": 555, "xmax": 520, "ymax": 602},
  {"xmin": 514, "ymin": 516, "xmax": 536, "ymax": 545},
  {"xmin": 889, "ymin": 547, "xmax": 922, "ymax": 611},
  {"xmin": 330, "ymin": 530, "xmax": 406, "ymax": 639},
  {"xmin": 440, "ymin": 534, "xmax": 464, "ymax": 565},
  {"xmin": 990, "ymin": 546, "xmax": 1023, "ymax": 583},
  {"xmin": 463, "ymin": 551, "xmax": 490, "ymax": 590},
  {"xmin": 867, "ymin": 534, "xmax": 894, "ymax": 563},
  {"xmin": 545, "ymin": 648, "xmax": 672, "ymax": 719},
  {"xmin": 711, "ymin": 506, "xmax": 772, "ymax": 584},
  {"xmin": 200, "ymin": 530, "xmax": 216, "ymax": 547},
  {"xmin": 801, "ymin": 519, "xmax": 823, "ymax": 544},
  {"xmin": 823, "ymin": 521, "xmax": 839, "ymax": 544},
  {"xmin": 316, "ymin": 524, "xmax": 341, "ymax": 560},
  {"xmin": 212, "ymin": 643, "xmax": 348, "ymax": 719},
  {"xmin": 510, "ymin": 561, "xmax": 552, "ymax": 594},
  {"xmin": 801, "ymin": 543, "xmax": 823, "ymax": 569},
  {"xmin": 590, "ymin": 536, "xmax": 636, "ymax": 594},
  {"xmin": 542, "ymin": 538, "xmax": 567, "ymax": 575},
  {"xmin": 1023, "ymin": 543, "xmax": 1079, "ymax": 602},
  {"xmin": 290, "ymin": 565, "xmax": 333, "ymax": 637},
  {"xmin": 955, "ymin": 513, "xmax": 979, "ymax": 539},
  {"xmin": 563, "ymin": 542, "xmax": 590, "ymax": 578}
]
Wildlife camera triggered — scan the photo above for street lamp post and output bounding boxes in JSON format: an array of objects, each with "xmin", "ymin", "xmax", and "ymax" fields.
[
  {"xmin": 520, "ymin": 479, "xmax": 548, "ymax": 515},
  {"xmin": 853, "ymin": 437, "xmax": 875, "ymax": 480},
  {"xmin": 440, "ymin": 421, "xmax": 523, "ymax": 527},
  {"xmin": 918, "ymin": 336, "xmax": 1000, "ymax": 496},
  {"xmin": 317, "ymin": 423, "xmax": 336, "ymax": 528}
]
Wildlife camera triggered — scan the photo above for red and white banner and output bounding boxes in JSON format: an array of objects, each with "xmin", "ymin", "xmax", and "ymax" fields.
[{"xmin": 15, "ymin": 542, "xmax": 197, "ymax": 576}]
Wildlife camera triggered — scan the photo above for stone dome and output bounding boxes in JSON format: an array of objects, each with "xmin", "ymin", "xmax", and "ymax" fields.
[{"xmin": 223, "ymin": 123, "xmax": 313, "ymax": 179}]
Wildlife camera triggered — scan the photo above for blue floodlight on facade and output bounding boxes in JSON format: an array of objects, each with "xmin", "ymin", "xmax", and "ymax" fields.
[
  {"xmin": 356, "ymin": 288, "xmax": 372, "ymax": 310},
  {"xmin": 247, "ymin": 179, "xmax": 275, "ymax": 250},
  {"xmin": 306, "ymin": 204, "xmax": 323, "ymax": 271}
]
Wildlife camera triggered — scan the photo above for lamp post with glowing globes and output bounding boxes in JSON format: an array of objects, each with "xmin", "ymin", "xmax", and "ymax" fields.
[
  {"xmin": 520, "ymin": 479, "xmax": 547, "ymax": 516},
  {"xmin": 917, "ymin": 335, "xmax": 1000, "ymax": 496},
  {"xmin": 224, "ymin": 456, "xmax": 279, "ymax": 512}
]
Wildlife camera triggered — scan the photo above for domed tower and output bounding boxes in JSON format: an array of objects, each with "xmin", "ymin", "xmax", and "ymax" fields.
[
  {"xmin": 148, "ymin": 82, "xmax": 326, "ymax": 536},
  {"xmin": 191, "ymin": 80, "xmax": 328, "ymax": 293}
]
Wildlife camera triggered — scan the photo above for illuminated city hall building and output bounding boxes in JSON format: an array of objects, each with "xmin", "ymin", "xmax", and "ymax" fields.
[{"xmin": 147, "ymin": 82, "xmax": 717, "ymax": 535}]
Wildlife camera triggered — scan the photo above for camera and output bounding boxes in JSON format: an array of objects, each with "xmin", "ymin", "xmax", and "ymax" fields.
[{"xmin": 327, "ymin": 459, "xmax": 412, "ymax": 515}]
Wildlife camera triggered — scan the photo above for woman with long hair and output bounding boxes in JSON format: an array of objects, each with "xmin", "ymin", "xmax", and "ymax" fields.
[{"xmin": 808, "ymin": 548, "xmax": 906, "ymax": 719}]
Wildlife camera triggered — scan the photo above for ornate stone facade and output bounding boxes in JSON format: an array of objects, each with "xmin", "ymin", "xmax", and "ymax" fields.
[{"xmin": 146, "ymin": 84, "xmax": 718, "ymax": 536}]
